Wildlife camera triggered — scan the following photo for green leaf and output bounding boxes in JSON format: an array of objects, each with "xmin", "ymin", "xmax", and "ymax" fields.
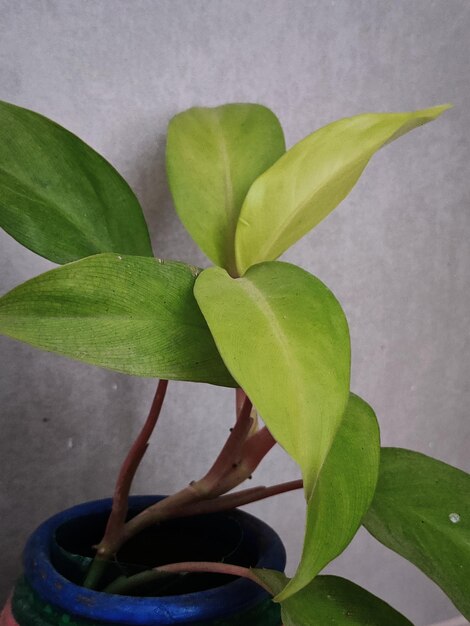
[
  {"xmin": 277, "ymin": 394, "xmax": 380, "ymax": 601},
  {"xmin": 0, "ymin": 100, "xmax": 153, "ymax": 264},
  {"xmin": 194, "ymin": 261, "xmax": 350, "ymax": 495},
  {"xmin": 235, "ymin": 104, "xmax": 451, "ymax": 275},
  {"xmin": 253, "ymin": 570, "xmax": 413, "ymax": 626},
  {"xmin": 166, "ymin": 103, "xmax": 285, "ymax": 275},
  {"xmin": 0, "ymin": 253, "xmax": 235, "ymax": 386},
  {"xmin": 363, "ymin": 448, "xmax": 470, "ymax": 619}
]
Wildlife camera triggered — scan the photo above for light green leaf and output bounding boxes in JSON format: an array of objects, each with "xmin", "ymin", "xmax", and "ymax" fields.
[
  {"xmin": 0, "ymin": 253, "xmax": 235, "ymax": 386},
  {"xmin": 253, "ymin": 570, "xmax": 413, "ymax": 626},
  {"xmin": 277, "ymin": 394, "xmax": 380, "ymax": 601},
  {"xmin": 363, "ymin": 448, "xmax": 470, "ymax": 619},
  {"xmin": 194, "ymin": 261, "xmax": 350, "ymax": 495},
  {"xmin": 0, "ymin": 100, "xmax": 152, "ymax": 264},
  {"xmin": 235, "ymin": 104, "xmax": 451, "ymax": 275},
  {"xmin": 166, "ymin": 103, "xmax": 285, "ymax": 275}
]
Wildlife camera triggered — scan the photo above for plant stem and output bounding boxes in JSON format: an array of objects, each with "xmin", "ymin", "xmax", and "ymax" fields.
[
  {"xmin": 104, "ymin": 570, "xmax": 175, "ymax": 594},
  {"xmin": 114, "ymin": 396, "xmax": 254, "ymax": 547},
  {"xmin": 105, "ymin": 379, "xmax": 169, "ymax": 543},
  {"xmin": 104, "ymin": 561, "xmax": 272, "ymax": 595},
  {"xmin": 85, "ymin": 389, "xmax": 281, "ymax": 589},
  {"xmin": 171, "ymin": 479, "xmax": 303, "ymax": 518},
  {"xmin": 158, "ymin": 561, "xmax": 271, "ymax": 592},
  {"xmin": 194, "ymin": 394, "xmax": 253, "ymax": 496},
  {"xmin": 83, "ymin": 379, "xmax": 168, "ymax": 589},
  {"xmin": 216, "ymin": 426, "xmax": 276, "ymax": 493},
  {"xmin": 115, "ymin": 479, "xmax": 303, "ymax": 566},
  {"xmin": 160, "ymin": 561, "xmax": 272, "ymax": 592},
  {"xmin": 236, "ymin": 388, "xmax": 246, "ymax": 415}
]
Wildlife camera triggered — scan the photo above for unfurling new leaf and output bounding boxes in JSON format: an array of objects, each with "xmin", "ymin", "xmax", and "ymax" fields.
[
  {"xmin": 167, "ymin": 103, "xmax": 285, "ymax": 275},
  {"xmin": 235, "ymin": 104, "xmax": 451, "ymax": 274}
]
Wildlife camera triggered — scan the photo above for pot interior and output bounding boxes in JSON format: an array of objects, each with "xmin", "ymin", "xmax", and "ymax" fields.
[{"xmin": 53, "ymin": 505, "xmax": 259, "ymax": 596}]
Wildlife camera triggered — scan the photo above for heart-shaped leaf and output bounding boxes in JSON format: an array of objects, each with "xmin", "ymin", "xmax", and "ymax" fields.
[
  {"xmin": 0, "ymin": 253, "xmax": 235, "ymax": 386},
  {"xmin": 0, "ymin": 100, "xmax": 152, "ymax": 264},
  {"xmin": 235, "ymin": 104, "xmax": 451, "ymax": 275},
  {"xmin": 194, "ymin": 261, "xmax": 350, "ymax": 495},
  {"xmin": 166, "ymin": 103, "xmax": 285, "ymax": 275},
  {"xmin": 363, "ymin": 448, "xmax": 470, "ymax": 619},
  {"xmin": 277, "ymin": 393, "xmax": 380, "ymax": 601},
  {"xmin": 253, "ymin": 570, "xmax": 413, "ymax": 625}
]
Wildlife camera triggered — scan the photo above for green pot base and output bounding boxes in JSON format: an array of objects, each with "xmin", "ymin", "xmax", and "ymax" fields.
[{"xmin": 10, "ymin": 578, "xmax": 281, "ymax": 626}]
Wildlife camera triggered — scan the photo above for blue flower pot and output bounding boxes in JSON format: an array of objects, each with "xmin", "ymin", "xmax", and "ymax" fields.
[{"xmin": 4, "ymin": 496, "xmax": 285, "ymax": 625}]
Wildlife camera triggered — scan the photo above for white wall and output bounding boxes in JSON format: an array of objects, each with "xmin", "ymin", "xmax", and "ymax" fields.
[{"xmin": 0, "ymin": 2, "xmax": 469, "ymax": 625}]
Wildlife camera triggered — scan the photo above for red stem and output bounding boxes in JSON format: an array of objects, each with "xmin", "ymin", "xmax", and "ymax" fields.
[
  {"xmin": 118, "ymin": 396, "xmax": 255, "ymax": 545},
  {"xmin": 95, "ymin": 391, "xmax": 279, "ymax": 563},
  {"xmin": 216, "ymin": 426, "xmax": 277, "ymax": 493},
  {"xmin": 102, "ymin": 379, "xmax": 168, "ymax": 546},
  {"xmin": 236, "ymin": 388, "xmax": 247, "ymax": 415},
  {"xmin": 171, "ymin": 479, "xmax": 303, "ymax": 518},
  {"xmin": 197, "ymin": 394, "xmax": 253, "ymax": 496},
  {"xmin": 156, "ymin": 561, "xmax": 272, "ymax": 594},
  {"xmin": 242, "ymin": 426, "xmax": 277, "ymax": 466}
]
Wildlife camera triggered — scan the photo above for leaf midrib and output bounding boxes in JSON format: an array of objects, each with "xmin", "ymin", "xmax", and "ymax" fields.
[
  {"xmin": 0, "ymin": 311, "xmax": 208, "ymax": 331},
  {"xmin": 214, "ymin": 110, "xmax": 237, "ymax": 269},
  {"xmin": 240, "ymin": 275, "xmax": 305, "ymax": 460},
  {"xmin": 0, "ymin": 167, "xmax": 109, "ymax": 251}
]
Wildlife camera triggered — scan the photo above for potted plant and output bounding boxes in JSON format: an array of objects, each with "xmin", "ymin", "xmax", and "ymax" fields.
[{"xmin": 0, "ymin": 99, "xmax": 468, "ymax": 626}]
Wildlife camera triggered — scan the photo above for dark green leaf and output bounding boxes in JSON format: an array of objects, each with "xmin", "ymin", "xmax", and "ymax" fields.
[
  {"xmin": 363, "ymin": 448, "xmax": 470, "ymax": 619},
  {"xmin": 166, "ymin": 103, "xmax": 285, "ymax": 275},
  {"xmin": 0, "ymin": 100, "xmax": 152, "ymax": 263},
  {"xmin": 277, "ymin": 394, "xmax": 380, "ymax": 600},
  {"xmin": 194, "ymin": 261, "xmax": 350, "ymax": 495},
  {"xmin": 0, "ymin": 253, "xmax": 235, "ymax": 386},
  {"xmin": 253, "ymin": 570, "xmax": 413, "ymax": 625}
]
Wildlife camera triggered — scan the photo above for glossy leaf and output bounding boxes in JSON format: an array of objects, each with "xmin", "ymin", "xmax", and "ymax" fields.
[
  {"xmin": 166, "ymin": 103, "xmax": 285, "ymax": 275},
  {"xmin": 363, "ymin": 448, "xmax": 470, "ymax": 619},
  {"xmin": 235, "ymin": 104, "xmax": 451, "ymax": 274},
  {"xmin": 0, "ymin": 253, "xmax": 235, "ymax": 386},
  {"xmin": 0, "ymin": 100, "xmax": 153, "ymax": 264},
  {"xmin": 253, "ymin": 570, "xmax": 413, "ymax": 626},
  {"xmin": 277, "ymin": 393, "xmax": 380, "ymax": 601},
  {"xmin": 194, "ymin": 261, "xmax": 350, "ymax": 495}
]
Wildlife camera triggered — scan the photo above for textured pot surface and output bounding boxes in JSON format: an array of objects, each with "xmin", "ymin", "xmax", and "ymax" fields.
[{"xmin": 1, "ymin": 496, "xmax": 285, "ymax": 625}]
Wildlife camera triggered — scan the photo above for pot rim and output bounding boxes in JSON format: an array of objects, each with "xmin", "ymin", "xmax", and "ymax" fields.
[{"xmin": 23, "ymin": 495, "xmax": 286, "ymax": 625}]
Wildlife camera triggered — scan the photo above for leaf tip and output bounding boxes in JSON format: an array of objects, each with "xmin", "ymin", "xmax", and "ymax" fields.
[
  {"xmin": 431, "ymin": 102, "xmax": 454, "ymax": 117},
  {"xmin": 420, "ymin": 102, "xmax": 453, "ymax": 119}
]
